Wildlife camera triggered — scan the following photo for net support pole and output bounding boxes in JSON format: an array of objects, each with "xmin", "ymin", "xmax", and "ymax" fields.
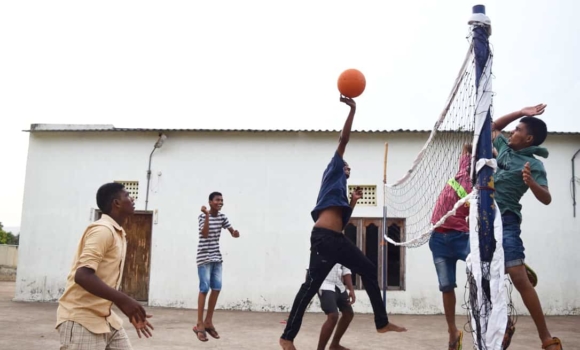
[
  {"xmin": 382, "ymin": 142, "xmax": 389, "ymax": 308},
  {"xmin": 472, "ymin": 4, "xmax": 495, "ymax": 266},
  {"xmin": 471, "ymin": 5, "xmax": 495, "ymax": 349},
  {"xmin": 572, "ymin": 148, "xmax": 580, "ymax": 217}
]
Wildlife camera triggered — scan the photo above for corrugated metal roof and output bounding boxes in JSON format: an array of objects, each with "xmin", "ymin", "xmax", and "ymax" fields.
[{"xmin": 24, "ymin": 124, "xmax": 580, "ymax": 135}]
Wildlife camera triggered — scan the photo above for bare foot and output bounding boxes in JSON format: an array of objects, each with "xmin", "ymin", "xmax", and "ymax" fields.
[
  {"xmin": 329, "ymin": 344, "xmax": 350, "ymax": 350},
  {"xmin": 280, "ymin": 338, "xmax": 297, "ymax": 350},
  {"xmin": 377, "ymin": 322, "xmax": 407, "ymax": 333}
]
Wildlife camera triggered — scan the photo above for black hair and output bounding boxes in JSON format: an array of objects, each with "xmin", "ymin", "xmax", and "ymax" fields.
[
  {"xmin": 520, "ymin": 116, "xmax": 548, "ymax": 146},
  {"xmin": 96, "ymin": 183, "xmax": 125, "ymax": 214},
  {"xmin": 209, "ymin": 191, "xmax": 222, "ymax": 201}
]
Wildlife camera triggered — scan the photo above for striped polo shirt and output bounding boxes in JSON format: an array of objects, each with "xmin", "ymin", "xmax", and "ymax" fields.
[{"xmin": 197, "ymin": 212, "xmax": 231, "ymax": 266}]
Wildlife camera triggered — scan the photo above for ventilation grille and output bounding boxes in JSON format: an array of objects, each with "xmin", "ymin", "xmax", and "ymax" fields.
[
  {"xmin": 348, "ymin": 185, "xmax": 377, "ymax": 206},
  {"xmin": 115, "ymin": 181, "xmax": 139, "ymax": 200}
]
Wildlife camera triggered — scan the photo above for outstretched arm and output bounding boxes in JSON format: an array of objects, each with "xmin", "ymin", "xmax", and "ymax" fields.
[
  {"xmin": 492, "ymin": 104, "xmax": 547, "ymax": 139},
  {"xmin": 337, "ymin": 96, "xmax": 357, "ymax": 158}
]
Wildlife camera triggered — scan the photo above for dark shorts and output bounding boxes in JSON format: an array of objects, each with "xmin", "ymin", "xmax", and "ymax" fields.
[
  {"xmin": 502, "ymin": 212, "xmax": 525, "ymax": 268},
  {"xmin": 317, "ymin": 287, "xmax": 353, "ymax": 315},
  {"xmin": 429, "ymin": 230, "xmax": 470, "ymax": 292}
]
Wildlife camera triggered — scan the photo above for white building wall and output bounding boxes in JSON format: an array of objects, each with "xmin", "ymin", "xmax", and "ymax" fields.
[{"xmin": 14, "ymin": 130, "xmax": 580, "ymax": 316}]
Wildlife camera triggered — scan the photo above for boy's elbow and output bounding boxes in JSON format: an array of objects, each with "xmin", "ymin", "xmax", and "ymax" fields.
[
  {"xmin": 74, "ymin": 267, "xmax": 93, "ymax": 285},
  {"xmin": 339, "ymin": 135, "xmax": 349, "ymax": 145},
  {"xmin": 542, "ymin": 187, "xmax": 551, "ymax": 205},
  {"xmin": 539, "ymin": 192, "xmax": 551, "ymax": 205},
  {"xmin": 74, "ymin": 270, "xmax": 81, "ymax": 284}
]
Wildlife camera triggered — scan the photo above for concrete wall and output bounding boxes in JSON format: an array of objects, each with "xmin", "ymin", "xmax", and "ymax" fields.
[
  {"xmin": 14, "ymin": 130, "xmax": 580, "ymax": 315},
  {"xmin": 0, "ymin": 245, "xmax": 18, "ymax": 281}
]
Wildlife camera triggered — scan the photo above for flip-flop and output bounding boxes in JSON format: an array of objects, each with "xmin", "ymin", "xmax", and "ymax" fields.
[
  {"xmin": 525, "ymin": 263, "xmax": 538, "ymax": 287},
  {"xmin": 193, "ymin": 326, "xmax": 208, "ymax": 342},
  {"xmin": 502, "ymin": 317, "xmax": 516, "ymax": 349},
  {"xmin": 206, "ymin": 327, "xmax": 220, "ymax": 339},
  {"xmin": 542, "ymin": 337, "xmax": 563, "ymax": 350},
  {"xmin": 448, "ymin": 330, "xmax": 463, "ymax": 350}
]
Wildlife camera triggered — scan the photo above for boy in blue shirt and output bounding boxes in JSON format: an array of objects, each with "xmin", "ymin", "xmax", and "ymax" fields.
[
  {"xmin": 492, "ymin": 104, "xmax": 563, "ymax": 350},
  {"xmin": 280, "ymin": 97, "xmax": 407, "ymax": 350}
]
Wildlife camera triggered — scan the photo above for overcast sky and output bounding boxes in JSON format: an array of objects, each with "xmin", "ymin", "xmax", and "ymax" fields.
[{"xmin": 1, "ymin": 0, "xmax": 578, "ymax": 227}]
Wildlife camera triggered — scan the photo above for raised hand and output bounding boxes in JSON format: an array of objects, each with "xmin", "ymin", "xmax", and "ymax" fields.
[
  {"xmin": 522, "ymin": 162, "xmax": 533, "ymax": 186},
  {"xmin": 521, "ymin": 104, "xmax": 547, "ymax": 117},
  {"xmin": 201, "ymin": 206, "xmax": 209, "ymax": 215},
  {"xmin": 352, "ymin": 187, "xmax": 363, "ymax": 201},
  {"xmin": 340, "ymin": 95, "xmax": 356, "ymax": 108}
]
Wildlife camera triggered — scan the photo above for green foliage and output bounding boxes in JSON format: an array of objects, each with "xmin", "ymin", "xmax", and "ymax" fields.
[{"xmin": 0, "ymin": 222, "xmax": 19, "ymax": 245}]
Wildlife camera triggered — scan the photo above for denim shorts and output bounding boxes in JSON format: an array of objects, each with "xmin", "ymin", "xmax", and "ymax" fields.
[
  {"xmin": 429, "ymin": 230, "xmax": 470, "ymax": 292},
  {"xmin": 198, "ymin": 262, "xmax": 222, "ymax": 293},
  {"xmin": 502, "ymin": 212, "xmax": 525, "ymax": 268}
]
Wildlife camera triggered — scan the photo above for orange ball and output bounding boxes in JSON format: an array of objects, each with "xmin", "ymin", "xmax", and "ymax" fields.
[{"xmin": 337, "ymin": 69, "xmax": 366, "ymax": 98}]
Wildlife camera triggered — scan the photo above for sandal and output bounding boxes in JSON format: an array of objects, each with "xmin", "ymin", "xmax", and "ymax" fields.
[
  {"xmin": 206, "ymin": 327, "xmax": 220, "ymax": 339},
  {"xmin": 448, "ymin": 330, "xmax": 463, "ymax": 350},
  {"xmin": 502, "ymin": 317, "xmax": 516, "ymax": 349},
  {"xmin": 525, "ymin": 263, "xmax": 538, "ymax": 287},
  {"xmin": 193, "ymin": 326, "xmax": 208, "ymax": 342},
  {"xmin": 542, "ymin": 337, "xmax": 563, "ymax": 350}
]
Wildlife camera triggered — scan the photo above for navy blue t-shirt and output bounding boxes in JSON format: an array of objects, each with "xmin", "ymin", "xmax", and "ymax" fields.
[{"xmin": 311, "ymin": 151, "xmax": 352, "ymax": 229}]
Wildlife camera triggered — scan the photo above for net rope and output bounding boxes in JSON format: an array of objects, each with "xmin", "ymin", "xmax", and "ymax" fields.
[{"xmin": 383, "ymin": 37, "xmax": 478, "ymax": 248}]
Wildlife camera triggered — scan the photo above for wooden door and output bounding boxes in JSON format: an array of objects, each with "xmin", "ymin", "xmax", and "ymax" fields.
[{"xmin": 121, "ymin": 212, "xmax": 153, "ymax": 301}]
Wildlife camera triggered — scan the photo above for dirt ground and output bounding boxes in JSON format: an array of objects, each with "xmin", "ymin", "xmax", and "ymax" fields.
[{"xmin": 0, "ymin": 282, "xmax": 578, "ymax": 349}]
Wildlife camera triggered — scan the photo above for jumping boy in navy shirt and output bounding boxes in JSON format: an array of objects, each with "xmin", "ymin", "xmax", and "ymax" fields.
[{"xmin": 280, "ymin": 96, "xmax": 407, "ymax": 350}]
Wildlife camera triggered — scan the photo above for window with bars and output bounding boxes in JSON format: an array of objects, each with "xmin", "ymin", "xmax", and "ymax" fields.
[
  {"xmin": 344, "ymin": 217, "xmax": 406, "ymax": 291},
  {"xmin": 114, "ymin": 181, "xmax": 139, "ymax": 200},
  {"xmin": 348, "ymin": 185, "xmax": 377, "ymax": 206}
]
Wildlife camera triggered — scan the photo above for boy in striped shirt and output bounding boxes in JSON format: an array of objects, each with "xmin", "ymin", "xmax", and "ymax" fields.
[{"xmin": 193, "ymin": 191, "xmax": 240, "ymax": 342}]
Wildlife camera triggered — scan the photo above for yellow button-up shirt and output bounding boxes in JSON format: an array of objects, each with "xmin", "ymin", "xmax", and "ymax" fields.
[{"xmin": 56, "ymin": 214, "xmax": 127, "ymax": 334}]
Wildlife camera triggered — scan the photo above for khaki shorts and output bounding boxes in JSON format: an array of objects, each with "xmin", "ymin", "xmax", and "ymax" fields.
[{"xmin": 58, "ymin": 321, "xmax": 132, "ymax": 350}]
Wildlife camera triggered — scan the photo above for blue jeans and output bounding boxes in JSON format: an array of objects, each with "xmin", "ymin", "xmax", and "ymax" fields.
[
  {"xmin": 429, "ymin": 231, "xmax": 470, "ymax": 292},
  {"xmin": 502, "ymin": 212, "xmax": 525, "ymax": 268},
  {"xmin": 198, "ymin": 262, "xmax": 222, "ymax": 293}
]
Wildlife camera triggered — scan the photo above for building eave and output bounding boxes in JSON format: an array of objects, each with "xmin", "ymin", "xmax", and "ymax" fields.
[{"xmin": 23, "ymin": 123, "xmax": 580, "ymax": 136}]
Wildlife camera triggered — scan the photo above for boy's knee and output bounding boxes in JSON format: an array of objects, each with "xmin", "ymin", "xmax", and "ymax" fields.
[
  {"xmin": 342, "ymin": 309, "xmax": 354, "ymax": 319},
  {"xmin": 199, "ymin": 280, "xmax": 211, "ymax": 294},
  {"xmin": 327, "ymin": 312, "xmax": 339, "ymax": 323},
  {"xmin": 440, "ymin": 285, "xmax": 456, "ymax": 293},
  {"xmin": 508, "ymin": 266, "xmax": 531, "ymax": 289},
  {"xmin": 359, "ymin": 264, "xmax": 377, "ymax": 280}
]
